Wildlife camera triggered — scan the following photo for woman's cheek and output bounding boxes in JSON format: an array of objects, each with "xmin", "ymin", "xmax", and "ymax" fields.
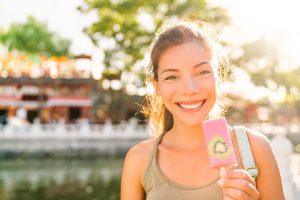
[
  {"xmin": 159, "ymin": 85, "xmax": 177, "ymax": 104},
  {"xmin": 160, "ymin": 83, "xmax": 178, "ymax": 94},
  {"xmin": 200, "ymin": 77, "xmax": 217, "ymax": 92}
]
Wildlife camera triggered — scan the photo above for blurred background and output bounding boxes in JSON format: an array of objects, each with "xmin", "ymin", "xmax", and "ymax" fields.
[{"xmin": 0, "ymin": 0, "xmax": 299, "ymax": 199}]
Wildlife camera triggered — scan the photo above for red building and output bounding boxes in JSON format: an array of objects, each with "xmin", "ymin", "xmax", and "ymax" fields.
[{"xmin": 0, "ymin": 51, "xmax": 93, "ymax": 124}]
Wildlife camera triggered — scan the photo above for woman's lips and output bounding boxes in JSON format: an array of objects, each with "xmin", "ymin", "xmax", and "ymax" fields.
[{"xmin": 176, "ymin": 100, "xmax": 207, "ymax": 112}]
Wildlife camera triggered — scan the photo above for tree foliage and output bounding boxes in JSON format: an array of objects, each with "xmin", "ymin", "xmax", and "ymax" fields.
[
  {"xmin": 230, "ymin": 36, "xmax": 300, "ymax": 106},
  {"xmin": 0, "ymin": 16, "xmax": 71, "ymax": 57},
  {"xmin": 79, "ymin": 0, "xmax": 229, "ymax": 84}
]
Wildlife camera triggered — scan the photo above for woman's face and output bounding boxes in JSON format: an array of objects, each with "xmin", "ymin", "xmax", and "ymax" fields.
[{"xmin": 154, "ymin": 41, "xmax": 218, "ymax": 126}]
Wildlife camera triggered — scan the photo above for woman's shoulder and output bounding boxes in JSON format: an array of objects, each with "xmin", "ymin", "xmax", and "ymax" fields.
[
  {"xmin": 245, "ymin": 128, "xmax": 271, "ymax": 153},
  {"xmin": 244, "ymin": 127, "xmax": 276, "ymax": 169},
  {"xmin": 230, "ymin": 126, "xmax": 274, "ymax": 168},
  {"xmin": 121, "ymin": 137, "xmax": 158, "ymax": 197},
  {"xmin": 230, "ymin": 126, "xmax": 271, "ymax": 152},
  {"xmin": 126, "ymin": 137, "xmax": 157, "ymax": 160},
  {"xmin": 123, "ymin": 137, "xmax": 157, "ymax": 175}
]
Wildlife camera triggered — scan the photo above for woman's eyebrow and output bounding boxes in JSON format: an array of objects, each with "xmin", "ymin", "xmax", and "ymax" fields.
[
  {"xmin": 160, "ymin": 61, "xmax": 210, "ymax": 75},
  {"xmin": 193, "ymin": 61, "xmax": 210, "ymax": 69},
  {"xmin": 160, "ymin": 68, "xmax": 179, "ymax": 75}
]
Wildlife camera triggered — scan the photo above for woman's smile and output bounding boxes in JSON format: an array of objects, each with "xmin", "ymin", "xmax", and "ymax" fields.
[{"xmin": 175, "ymin": 99, "xmax": 207, "ymax": 112}]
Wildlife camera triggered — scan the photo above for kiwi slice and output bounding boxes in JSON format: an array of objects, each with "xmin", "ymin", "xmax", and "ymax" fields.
[{"xmin": 207, "ymin": 135, "xmax": 232, "ymax": 159}]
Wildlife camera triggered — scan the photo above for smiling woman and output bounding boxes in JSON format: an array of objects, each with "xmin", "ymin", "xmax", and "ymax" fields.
[{"xmin": 121, "ymin": 20, "xmax": 285, "ymax": 200}]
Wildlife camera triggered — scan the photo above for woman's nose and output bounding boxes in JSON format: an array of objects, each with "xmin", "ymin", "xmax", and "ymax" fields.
[{"xmin": 179, "ymin": 77, "xmax": 199, "ymax": 95}]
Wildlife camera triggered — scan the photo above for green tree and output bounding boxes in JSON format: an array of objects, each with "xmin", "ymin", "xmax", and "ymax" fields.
[
  {"xmin": 79, "ymin": 0, "xmax": 229, "ymax": 86},
  {"xmin": 0, "ymin": 16, "xmax": 71, "ymax": 57}
]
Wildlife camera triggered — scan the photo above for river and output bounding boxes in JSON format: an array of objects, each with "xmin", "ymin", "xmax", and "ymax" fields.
[
  {"xmin": 0, "ymin": 158, "xmax": 123, "ymax": 200},
  {"xmin": 0, "ymin": 153, "xmax": 299, "ymax": 200}
]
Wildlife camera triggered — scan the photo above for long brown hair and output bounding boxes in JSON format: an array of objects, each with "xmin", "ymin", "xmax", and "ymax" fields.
[{"xmin": 141, "ymin": 20, "xmax": 229, "ymax": 137}]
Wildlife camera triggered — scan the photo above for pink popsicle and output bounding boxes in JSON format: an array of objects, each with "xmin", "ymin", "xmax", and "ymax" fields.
[{"xmin": 202, "ymin": 117, "xmax": 237, "ymax": 168}]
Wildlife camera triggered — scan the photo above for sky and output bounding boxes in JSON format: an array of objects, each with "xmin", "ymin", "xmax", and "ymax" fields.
[
  {"xmin": 0, "ymin": 0, "xmax": 300, "ymax": 64},
  {"xmin": 215, "ymin": 0, "xmax": 300, "ymax": 68}
]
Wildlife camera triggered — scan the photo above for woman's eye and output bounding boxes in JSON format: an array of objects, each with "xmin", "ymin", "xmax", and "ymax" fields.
[
  {"xmin": 196, "ymin": 71, "xmax": 211, "ymax": 76},
  {"xmin": 164, "ymin": 75, "xmax": 177, "ymax": 80}
]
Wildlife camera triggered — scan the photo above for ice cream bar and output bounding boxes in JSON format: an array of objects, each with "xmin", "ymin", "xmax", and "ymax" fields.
[{"xmin": 202, "ymin": 117, "xmax": 237, "ymax": 168}]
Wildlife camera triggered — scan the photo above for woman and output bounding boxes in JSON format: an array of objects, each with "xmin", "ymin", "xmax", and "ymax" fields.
[{"xmin": 121, "ymin": 20, "xmax": 285, "ymax": 200}]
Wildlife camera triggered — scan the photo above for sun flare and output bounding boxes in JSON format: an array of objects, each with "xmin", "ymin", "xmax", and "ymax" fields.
[{"xmin": 211, "ymin": 0, "xmax": 300, "ymax": 67}]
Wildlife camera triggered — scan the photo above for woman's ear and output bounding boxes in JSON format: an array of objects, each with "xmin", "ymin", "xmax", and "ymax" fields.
[{"xmin": 152, "ymin": 79, "xmax": 161, "ymax": 96}]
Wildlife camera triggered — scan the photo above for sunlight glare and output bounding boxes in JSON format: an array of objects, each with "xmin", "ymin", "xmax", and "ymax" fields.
[{"xmin": 213, "ymin": 0, "xmax": 300, "ymax": 67}]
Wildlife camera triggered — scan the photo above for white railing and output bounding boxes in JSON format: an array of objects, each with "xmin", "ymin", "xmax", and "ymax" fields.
[{"xmin": 0, "ymin": 118, "xmax": 151, "ymax": 138}]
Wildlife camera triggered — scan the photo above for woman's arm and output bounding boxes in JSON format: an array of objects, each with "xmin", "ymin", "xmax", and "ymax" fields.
[
  {"xmin": 248, "ymin": 129, "xmax": 286, "ymax": 200},
  {"xmin": 121, "ymin": 139, "xmax": 155, "ymax": 200},
  {"xmin": 121, "ymin": 147, "xmax": 145, "ymax": 200}
]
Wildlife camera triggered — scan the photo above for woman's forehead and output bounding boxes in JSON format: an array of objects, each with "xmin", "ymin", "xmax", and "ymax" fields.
[{"xmin": 157, "ymin": 41, "xmax": 212, "ymax": 71}]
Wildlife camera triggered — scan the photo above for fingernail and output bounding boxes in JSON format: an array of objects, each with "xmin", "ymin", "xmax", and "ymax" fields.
[
  {"xmin": 220, "ymin": 167, "xmax": 227, "ymax": 177},
  {"xmin": 217, "ymin": 179, "xmax": 224, "ymax": 187}
]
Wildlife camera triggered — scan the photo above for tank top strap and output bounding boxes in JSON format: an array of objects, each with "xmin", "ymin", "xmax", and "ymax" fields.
[
  {"xmin": 150, "ymin": 132, "xmax": 165, "ymax": 163},
  {"xmin": 142, "ymin": 132, "xmax": 166, "ymax": 191}
]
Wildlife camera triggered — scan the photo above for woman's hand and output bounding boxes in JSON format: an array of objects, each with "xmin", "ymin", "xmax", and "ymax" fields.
[{"xmin": 217, "ymin": 167, "xmax": 260, "ymax": 200}]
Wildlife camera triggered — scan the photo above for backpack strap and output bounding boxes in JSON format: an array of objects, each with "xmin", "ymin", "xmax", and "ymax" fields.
[{"xmin": 234, "ymin": 126, "xmax": 259, "ymax": 181}]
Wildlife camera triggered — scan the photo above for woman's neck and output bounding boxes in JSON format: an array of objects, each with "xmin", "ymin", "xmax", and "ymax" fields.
[{"xmin": 164, "ymin": 120, "xmax": 207, "ymax": 151}]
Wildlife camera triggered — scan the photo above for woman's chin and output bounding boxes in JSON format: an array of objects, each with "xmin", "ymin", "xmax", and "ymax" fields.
[{"xmin": 176, "ymin": 116, "xmax": 208, "ymax": 127}]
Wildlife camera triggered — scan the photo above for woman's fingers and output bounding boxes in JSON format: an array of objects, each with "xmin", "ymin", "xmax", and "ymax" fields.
[
  {"xmin": 223, "ymin": 196, "xmax": 235, "ymax": 200},
  {"xmin": 221, "ymin": 179, "xmax": 260, "ymax": 199},
  {"xmin": 223, "ymin": 187, "xmax": 252, "ymax": 200},
  {"xmin": 225, "ymin": 168, "xmax": 256, "ymax": 186},
  {"xmin": 218, "ymin": 167, "xmax": 260, "ymax": 200}
]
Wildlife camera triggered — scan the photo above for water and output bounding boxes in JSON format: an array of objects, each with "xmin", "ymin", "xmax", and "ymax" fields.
[
  {"xmin": 0, "ymin": 158, "xmax": 123, "ymax": 200},
  {"xmin": 0, "ymin": 153, "xmax": 299, "ymax": 200}
]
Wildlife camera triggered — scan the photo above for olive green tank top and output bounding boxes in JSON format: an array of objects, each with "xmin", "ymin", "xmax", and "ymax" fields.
[{"xmin": 142, "ymin": 133, "xmax": 242, "ymax": 200}]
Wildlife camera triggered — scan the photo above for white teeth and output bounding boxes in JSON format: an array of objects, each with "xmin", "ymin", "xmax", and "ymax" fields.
[{"xmin": 178, "ymin": 101, "xmax": 204, "ymax": 110}]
